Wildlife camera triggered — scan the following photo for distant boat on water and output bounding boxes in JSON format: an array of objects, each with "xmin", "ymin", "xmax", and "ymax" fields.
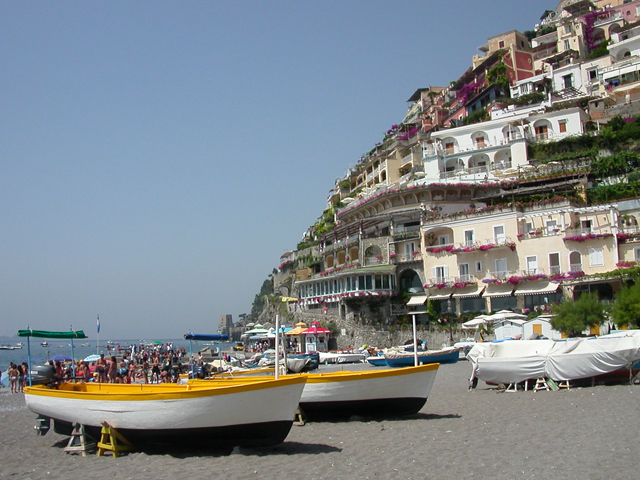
[
  {"xmin": 40, "ymin": 342, "xmax": 50, "ymax": 347},
  {"xmin": 0, "ymin": 344, "xmax": 22, "ymax": 350},
  {"xmin": 80, "ymin": 343, "xmax": 90, "ymax": 347}
]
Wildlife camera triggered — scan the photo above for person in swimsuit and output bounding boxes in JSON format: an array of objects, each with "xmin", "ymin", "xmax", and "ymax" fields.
[
  {"xmin": 96, "ymin": 353, "xmax": 107, "ymax": 382},
  {"xmin": 8, "ymin": 363, "xmax": 19, "ymax": 393},
  {"xmin": 108, "ymin": 356, "xmax": 118, "ymax": 383}
]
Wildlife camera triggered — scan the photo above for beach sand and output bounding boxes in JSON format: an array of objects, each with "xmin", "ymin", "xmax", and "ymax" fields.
[{"xmin": 1, "ymin": 361, "xmax": 639, "ymax": 480}]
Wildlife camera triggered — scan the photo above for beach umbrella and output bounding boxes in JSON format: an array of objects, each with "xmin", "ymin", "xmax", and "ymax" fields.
[
  {"xmin": 50, "ymin": 355, "xmax": 73, "ymax": 362},
  {"xmin": 84, "ymin": 354, "xmax": 101, "ymax": 362}
]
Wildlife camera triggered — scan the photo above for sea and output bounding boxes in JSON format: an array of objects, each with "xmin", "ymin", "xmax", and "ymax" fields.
[{"xmin": 0, "ymin": 338, "xmax": 235, "ymax": 386}]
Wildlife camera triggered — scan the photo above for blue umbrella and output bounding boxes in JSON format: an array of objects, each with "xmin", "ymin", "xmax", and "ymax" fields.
[{"xmin": 50, "ymin": 355, "xmax": 73, "ymax": 362}]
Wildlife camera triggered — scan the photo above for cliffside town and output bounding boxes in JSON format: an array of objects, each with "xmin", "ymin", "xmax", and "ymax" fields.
[{"xmin": 231, "ymin": 0, "xmax": 640, "ymax": 348}]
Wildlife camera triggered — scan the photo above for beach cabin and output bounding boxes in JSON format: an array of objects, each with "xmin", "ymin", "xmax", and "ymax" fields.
[
  {"xmin": 523, "ymin": 315, "xmax": 562, "ymax": 340},
  {"xmin": 300, "ymin": 321, "xmax": 332, "ymax": 353},
  {"xmin": 494, "ymin": 319, "xmax": 526, "ymax": 340}
]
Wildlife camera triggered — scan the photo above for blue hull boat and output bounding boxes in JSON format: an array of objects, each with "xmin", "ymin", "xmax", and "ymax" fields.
[{"xmin": 384, "ymin": 347, "xmax": 460, "ymax": 368}]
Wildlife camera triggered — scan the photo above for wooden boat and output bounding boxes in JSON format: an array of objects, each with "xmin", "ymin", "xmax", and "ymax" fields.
[
  {"xmin": 365, "ymin": 356, "xmax": 387, "ymax": 366},
  {"xmin": 383, "ymin": 347, "xmax": 460, "ymax": 368},
  {"xmin": 24, "ymin": 376, "xmax": 307, "ymax": 448},
  {"xmin": 191, "ymin": 363, "xmax": 439, "ymax": 420}
]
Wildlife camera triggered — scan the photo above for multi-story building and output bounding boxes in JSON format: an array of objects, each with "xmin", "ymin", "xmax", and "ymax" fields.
[{"xmin": 417, "ymin": 199, "xmax": 622, "ymax": 318}]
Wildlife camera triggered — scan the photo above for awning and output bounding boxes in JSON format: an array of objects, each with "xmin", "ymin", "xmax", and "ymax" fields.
[
  {"xmin": 407, "ymin": 295, "xmax": 428, "ymax": 306},
  {"xmin": 514, "ymin": 281, "xmax": 561, "ymax": 296},
  {"xmin": 452, "ymin": 284, "xmax": 486, "ymax": 298},
  {"xmin": 18, "ymin": 329, "xmax": 87, "ymax": 339},
  {"xmin": 428, "ymin": 288, "xmax": 454, "ymax": 300},
  {"xmin": 483, "ymin": 283, "xmax": 516, "ymax": 297},
  {"xmin": 184, "ymin": 333, "xmax": 229, "ymax": 341}
]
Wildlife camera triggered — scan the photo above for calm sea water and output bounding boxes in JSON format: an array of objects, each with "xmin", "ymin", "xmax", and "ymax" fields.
[{"xmin": 0, "ymin": 338, "xmax": 235, "ymax": 373}]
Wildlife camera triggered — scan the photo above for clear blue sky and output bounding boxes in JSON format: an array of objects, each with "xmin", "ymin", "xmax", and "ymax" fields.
[{"xmin": 0, "ymin": 1, "xmax": 550, "ymax": 339}]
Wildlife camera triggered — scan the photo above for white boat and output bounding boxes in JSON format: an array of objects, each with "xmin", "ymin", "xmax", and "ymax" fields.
[
  {"xmin": 467, "ymin": 331, "xmax": 640, "ymax": 386},
  {"xmin": 24, "ymin": 376, "xmax": 307, "ymax": 448},
  {"xmin": 318, "ymin": 351, "xmax": 365, "ymax": 364},
  {"xmin": 0, "ymin": 344, "xmax": 22, "ymax": 350},
  {"xmin": 191, "ymin": 363, "xmax": 439, "ymax": 419},
  {"xmin": 40, "ymin": 342, "xmax": 50, "ymax": 347}
]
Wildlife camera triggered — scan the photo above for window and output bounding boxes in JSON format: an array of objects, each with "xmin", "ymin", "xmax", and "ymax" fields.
[
  {"xmin": 493, "ymin": 225, "xmax": 506, "ymax": 244},
  {"xmin": 559, "ymin": 120, "xmax": 567, "ymax": 133},
  {"xmin": 459, "ymin": 263, "xmax": 470, "ymax": 282},
  {"xmin": 433, "ymin": 266, "xmax": 448, "ymax": 283},
  {"xmin": 549, "ymin": 252, "xmax": 561, "ymax": 275},
  {"xmin": 495, "ymin": 258, "xmax": 508, "ymax": 277},
  {"xmin": 589, "ymin": 247, "xmax": 604, "ymax": 267},
  {"xmin": 445, "ymin": 142, "xmax": 454, "ymax": 154},
  {"xmin": 464, "ymin": 230, "xmax": 475, "ymax": 247},
  {"xmin": 438, "ymin": 234, "xmax": 450, "ymax": 245},
  {"xmin": 476, "ymin": 260, "xmax": 482, "ymax": 272},
  {"xmin": 564, "ymin": 40, "xmax": 571, "ymax": 51},
  {"xmin": 588, "ymin": 69, "xmax": 598, "ymax": 81},
  {"xmin": 525, "ymin": 222, "xmax": 534, "ymax": 234},
  {"xmin": 581, "ymin": 220, "xmax": 593, "ymax": 234},
  {"xmin": 526, "ymin": 256, "xmax": 538, "ymax": 275},
  {"xmin": 565, "ymin": 24, "xmax": 572, "ymax": 34},
  {"xmin": 546, "ymin": 220, "xmax": 558, "ymax": 235},
  {"xmin": 476, "ymin": 136, "xmax": 485, "ymax": 148},
  {"xmin": 563, "ymin": 74, "xmax": 573, "ymax": 88},
  {"xmin": 535, "ymin": 124, "xmax": 548, "ymax": 140},
  {"xmin": 499, "ymin": 40, "xmax": 505, "ymax": 48},
  {"xmin": 569, "ymin": 251, "xmax": 582, "ymax": 271}
]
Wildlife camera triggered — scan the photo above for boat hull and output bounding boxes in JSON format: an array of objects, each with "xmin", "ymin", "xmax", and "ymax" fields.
[
  {"xmin": 384, "ymin": 348, "xmax": 460, "ymax": 368},
  {"xmin": 190, "ymin": 363, "xmax": 439, "ymax": 420},
  {"xmin": 24, "ymin": 377, "xmax": 306, "ymax": 448}
]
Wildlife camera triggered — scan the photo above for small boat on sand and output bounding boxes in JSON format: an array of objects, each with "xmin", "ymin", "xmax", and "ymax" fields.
[
  {"xmin": 25, "ymin": 375, "xmax": 307, "ymax": 448},
  {"xmin": 190, "ymin": 363, "xmax": 439, "ymax": 420},
  {"xmin": 383, "ymin": 346, "xmax": 460, "ymax": 367}
]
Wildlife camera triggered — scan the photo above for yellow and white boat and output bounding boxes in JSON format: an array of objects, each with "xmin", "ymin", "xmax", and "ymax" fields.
[
  {"xmin": 24, "ymin": 376, "xmax": 306, "ymax": 448},
  {"xmin": 190, "ymin": 363, "xmax": 440, "ymax": 419}
]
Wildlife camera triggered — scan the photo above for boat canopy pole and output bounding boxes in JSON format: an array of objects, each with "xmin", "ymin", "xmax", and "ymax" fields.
[
  {"xmin": 412, "ymin": 314, "xmax": 418, "ymax": 367},
  {"xmin": 275, "ymin": 315, "xmax": 280, "ymax": 380}
]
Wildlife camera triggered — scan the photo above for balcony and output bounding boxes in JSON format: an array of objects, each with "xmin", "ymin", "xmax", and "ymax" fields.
[
  {"xmin": 363, "ymin": 256, "xmax": 385, "ymax": 267},
  {"xmin": 563, "ymin": 227, "xmax": 614, "ymax": 242},
  {"xmin": 393, "ymin": 252, "xmax": 422, "ymax": 263}
]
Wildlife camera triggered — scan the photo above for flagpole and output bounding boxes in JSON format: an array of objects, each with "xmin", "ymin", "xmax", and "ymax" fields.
[{"xmin": 96, "ymin": 314, "xmax": 100, "ymax": 355}]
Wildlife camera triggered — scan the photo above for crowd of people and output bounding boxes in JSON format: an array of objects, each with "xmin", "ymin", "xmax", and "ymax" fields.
[{"xmin": 48, "ymin": 342, "xmax": 190, "ymax": 384}]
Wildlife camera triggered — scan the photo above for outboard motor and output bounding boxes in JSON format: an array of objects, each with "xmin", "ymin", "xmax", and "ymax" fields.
[
  {"xmin": 29, "ymin": 365, "xmax": 55, "ymax": 385},
  {"xmin": 34, "ymin": 415, "xmax": 50, "ymax": 436}
]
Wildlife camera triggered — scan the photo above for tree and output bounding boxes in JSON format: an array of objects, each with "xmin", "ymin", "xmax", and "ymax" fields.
[
  {"xmin": 611, "ymin": 282, "xmax": 640, "ymax": 328},
  {"xmin": 550, "ymin": 293, "xmax": 606, "ymax": 337}
]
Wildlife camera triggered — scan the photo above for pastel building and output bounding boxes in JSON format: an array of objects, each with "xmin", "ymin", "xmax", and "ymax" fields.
[{"xmin": 418, "ymin": 199, "xmax": 621, "ymax": 315}]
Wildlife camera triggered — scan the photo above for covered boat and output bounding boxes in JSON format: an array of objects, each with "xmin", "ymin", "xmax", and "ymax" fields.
[
  {"xmin": 24, "ymin": 376, "xmax": 306, "ymax": 448},
  {"xmin": 467, "ymin": 331, "xmax": 640, "ymax": 386}
]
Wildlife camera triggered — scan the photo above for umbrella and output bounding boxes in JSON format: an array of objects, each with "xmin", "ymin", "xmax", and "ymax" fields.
[
  {"xmin": 50, "ymin": 355, "xmax": 73, "ymax": 362},
  {"xmin": 84, "ymin": 354, "xmax": 101, "ymax": 362}
]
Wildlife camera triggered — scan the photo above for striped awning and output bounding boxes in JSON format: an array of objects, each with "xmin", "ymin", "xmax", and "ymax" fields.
[
  {"xmin": 428, "ymin": 288, "xmax": 454, "ymax": 300},
  {"xmin": 407, "ymin": 295, "xmax": 428, "ymax": 306},
  {"xmin": 452, "ymin": 284, "xmax": 486, "ymax": 298},
  {"xmin": 483, "ymin": 283, "xmax": 516, "ymax": 298},
  {"xmin": 514, "ymin": 281, "xmax": 561, "ymax": 296}
]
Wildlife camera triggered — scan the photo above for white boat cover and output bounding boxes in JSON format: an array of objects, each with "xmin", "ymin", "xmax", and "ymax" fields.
[{"xmin": 467, "ymin": 332, "xmax": 640, "ymax": 384}]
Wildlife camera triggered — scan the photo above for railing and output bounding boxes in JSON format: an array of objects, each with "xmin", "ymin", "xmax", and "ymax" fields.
[
  {"xmin": 363, "ymin": 257, "xmax": 385, "ymax": 266},
  {"xmin": 457, "ymin": 274, "xmax": 478, "ymax": 283},
  {"xmin": 488, "ymin": 270, "xmax": 519, "ymax": 280},
  {"xmin": 427, "ymin": 276, "xmax": 457, "ymax": 285},
  {"xmin": 564, "ymin": 226, "xmax": 612, "ymax": 237},
  {"xmin": 521, "ymin": 268, "xmax": 546, "ymax": 276},
  {"xmin": 622, "ymin": 225, "xmax": 640, "ymax": 235},
  {"xmin": 569, "ymin": 263, "xmax": 583, "ymax": 272},
  {"xmin": 395, "ymin": 253, "xmax": 422, "ymax": 263},
  {"xmin": 549, "ymin": 265, "xmax": 562, "ymax": 275}
]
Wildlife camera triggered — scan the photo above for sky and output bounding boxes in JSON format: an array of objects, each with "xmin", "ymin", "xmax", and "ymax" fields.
[{"xmin": 0, "ymin": 1, "xmax": 552, "ymax": 339}]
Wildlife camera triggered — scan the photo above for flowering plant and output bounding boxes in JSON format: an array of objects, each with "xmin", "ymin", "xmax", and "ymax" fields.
[
  {"xmin": 482, "ymin": 278, "xmax": 502, "ymax": 284},
  {"xmin": 563, "ymin": 233, "xmax": 613, "ymax": 242},
  {"xmin": 506, "ymin": 275, "xmax": 522, "ymax": 285},
  {"xmin": 412, "ymin": 250, "xmax": 421, "ymax": 256},
  {"xmin": 617, "ymin": 233, "xmax": 633, "ymax": 241},
  {"xmin": 517, "ymin": 233, "xmax": 524, "ymax": 238},
  {"xmin": 389, "ymin": 253, "xmax": 397, "ymax": 258},
  {"xmin": 616, "ymin": 261, "xmax": 637, "ymax": 268},
  {"xmin": 453, "ymin": 282, "xmax": 470, "ymax": 289}
]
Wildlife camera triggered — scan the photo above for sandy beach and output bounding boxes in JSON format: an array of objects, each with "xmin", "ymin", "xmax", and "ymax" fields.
[{"xmin": 1, "ymin": 361, "xmax": 639, "ymax": 480}]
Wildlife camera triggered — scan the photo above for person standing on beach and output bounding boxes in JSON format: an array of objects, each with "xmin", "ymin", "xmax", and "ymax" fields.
[
  {"xmin": 8, "ymin": 363, "xmax": 19, "ymax": 393},
  {"xmin": 108, "ymin": 356, "xmax": 118, "ymax": 383},
  {"xmin": 96, "ymin": 353, "xmax": 107, "ymax": 382}
]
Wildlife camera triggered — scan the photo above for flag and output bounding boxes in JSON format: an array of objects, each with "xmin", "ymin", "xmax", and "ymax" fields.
[{"xmin": 97, "ymin": 315, "xmax": 100, "ymax": 334}]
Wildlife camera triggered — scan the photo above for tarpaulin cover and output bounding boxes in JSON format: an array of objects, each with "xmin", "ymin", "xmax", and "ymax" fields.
[{"xmin": 467, "ymin": 331, "xmax": 640, "ymax": 384}]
